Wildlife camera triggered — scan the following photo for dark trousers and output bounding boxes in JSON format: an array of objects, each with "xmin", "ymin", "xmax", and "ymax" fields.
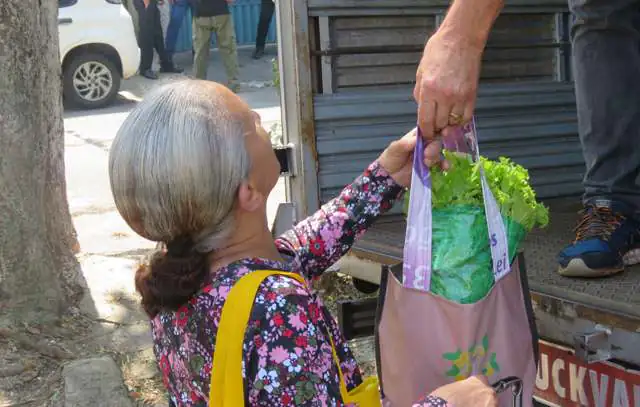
[
  {"xmin": 255, "ymin": 0, "xmax": 275, "ymax": 50},
  {"xmin": 570, "ymin": 0, "xmax": 640, "ymax": 209},
  {"xmin": 165, "ymin": 0, "xmax": 193, "ymax": 54},
  {"xmin": 135, "ymin": 0, "xmax": 173, "ymax": 71}
]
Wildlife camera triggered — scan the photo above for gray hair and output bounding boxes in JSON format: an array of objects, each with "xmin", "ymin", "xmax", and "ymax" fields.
[{"xmin": 109, "ymin": 80, "xmax": 251, "ymax": 254}]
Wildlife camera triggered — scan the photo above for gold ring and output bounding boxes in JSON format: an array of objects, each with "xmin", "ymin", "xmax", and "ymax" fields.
[{"xmin": 449, "ymin": 113, "xmax": 464, "ymax": 126}]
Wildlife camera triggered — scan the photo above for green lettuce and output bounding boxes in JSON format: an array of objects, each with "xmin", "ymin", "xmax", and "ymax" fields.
[
  {"xmin": 404, "ymin": 151, "xmax": 549, "ymax": 231},
  {"xmin": 402, "ymin": 152, "xmax": 548, "ymax": 303}
]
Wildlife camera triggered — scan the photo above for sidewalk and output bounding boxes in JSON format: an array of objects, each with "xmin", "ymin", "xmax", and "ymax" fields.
[
  {"xmin": 120, "ymin": 46, "xmax": 282, "ymax": 136},
  {"xmin": 124, "ymin": 46, "xmax": 278, "ymax": 96}
]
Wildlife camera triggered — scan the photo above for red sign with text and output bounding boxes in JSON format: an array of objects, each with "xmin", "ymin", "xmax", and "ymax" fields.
[{"xmin": 534, "ymin": 341, "xmax": 640, "ymax": 407}]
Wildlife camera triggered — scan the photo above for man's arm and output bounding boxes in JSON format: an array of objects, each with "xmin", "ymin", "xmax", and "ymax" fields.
[
  {"xmin": 438, "ymin": 0, "xmax": 504, "ymax": 50},
  {"xmin": 414, "ymin": 0, "xmax": 504, "ymax": 148}
]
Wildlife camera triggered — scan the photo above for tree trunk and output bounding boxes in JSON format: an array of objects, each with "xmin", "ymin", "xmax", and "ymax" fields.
[{"xmin": 0, "ymin": 0, "xmax": 83, "ymax": 325}]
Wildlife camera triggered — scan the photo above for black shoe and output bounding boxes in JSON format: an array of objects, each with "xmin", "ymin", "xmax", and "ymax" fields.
[
  {"xmin": 252, "ymin": 48, "xmax": 264, "ymax": 60},
  {"xmin": 160, "ymin": 65, "xmax": 184, "ymax": 74},
  {"xmin": 141, "ymin": 69, "xmax": 159, "ymax": 80}
]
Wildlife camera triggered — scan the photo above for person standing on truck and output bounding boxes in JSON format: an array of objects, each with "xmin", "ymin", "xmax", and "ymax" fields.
[
  {"xmin": 191, "ymin": 0, "xmax": 240, "ymax": 92},
  {"xmin": 414, "ymin": 0, "xmax": 640, "ymax": 278},
  {"xmin": 108, "ymin": 80, "xmax": 498, "ymax": 407}
]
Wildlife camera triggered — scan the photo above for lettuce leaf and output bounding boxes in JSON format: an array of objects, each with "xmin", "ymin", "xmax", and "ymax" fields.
[{"xmin": 404, "ymin": 151, "xmax": 549, "ymax": 231}]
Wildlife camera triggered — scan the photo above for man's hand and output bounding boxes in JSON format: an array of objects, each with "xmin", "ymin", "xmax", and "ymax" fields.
[
  {"xmin": 413, "ymin": 0, "xmax": 503, "ymax": 140},
  {"xmin": 414, "ymin": 32, "xmax": 483, "ymax": 140}
]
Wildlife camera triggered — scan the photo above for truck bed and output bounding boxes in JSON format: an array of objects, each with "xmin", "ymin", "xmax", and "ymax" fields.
[{"xmin": 351, "ymin": 198, "xmax": 640, "ymax": 320}]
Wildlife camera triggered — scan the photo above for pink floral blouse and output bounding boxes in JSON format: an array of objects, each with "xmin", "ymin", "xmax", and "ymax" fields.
[{"xmin": 150, "ymin": 161, "xmax": 450, "ymax": 407}]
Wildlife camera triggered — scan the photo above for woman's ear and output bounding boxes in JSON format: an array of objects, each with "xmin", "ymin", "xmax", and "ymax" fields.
[{"xmin": 236, "ymin": 180, "xmax": 264, "ymax": 213}]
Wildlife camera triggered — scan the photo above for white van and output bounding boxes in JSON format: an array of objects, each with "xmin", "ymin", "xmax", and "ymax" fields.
[{"xmin": 58, "ymin": 0, "xmax": 140, "ymax": 109}]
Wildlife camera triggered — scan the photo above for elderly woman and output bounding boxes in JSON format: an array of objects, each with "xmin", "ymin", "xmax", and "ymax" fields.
[{"xmin": 108, "ymin": 80, "xmax": 497, "ymax": 406}]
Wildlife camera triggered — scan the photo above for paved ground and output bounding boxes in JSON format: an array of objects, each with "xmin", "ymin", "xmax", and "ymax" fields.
[{"xmin": 61, "ymin": 50, "xmax": 285, "ymax": 405}]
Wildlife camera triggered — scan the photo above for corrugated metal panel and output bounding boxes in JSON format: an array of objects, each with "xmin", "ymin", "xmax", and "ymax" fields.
[
  {"xmin": 306, "ymin": 5, "xmax": 580, "ymax": 211},
  {"xmin": 173, "ymin": 0, "xmax": 277, "ymax": 52},
  {"xmin": 174, "ymin": 9, "xmax": 194, "ymax": 52},
  {"xmin": 230, "ymin": 0, "xmax": 277, "ymax": 45},
  {"xmin": 326, "ymin": 13, "xmax": 560, "ymax": 90},
  {"xmin": 308, "ymin": 0, "xmax": 571, "ymax": 16},
  {"xmin": 314, "ymin": 82, "xmax": 580, "ymax": 209},
  {"xmin": 331, "ymin": 16, "xmax": 435, "ymax": 89}
]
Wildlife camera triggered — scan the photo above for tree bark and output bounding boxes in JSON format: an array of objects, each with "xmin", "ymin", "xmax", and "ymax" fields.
[{"xmin": 0, "ymin": 0, "xmax": 83, "ymax": 324}]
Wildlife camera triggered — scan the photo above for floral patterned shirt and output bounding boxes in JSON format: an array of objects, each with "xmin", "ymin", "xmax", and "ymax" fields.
[{"xmin": 151, "ymin": 161, "xmax": 450, "ymax": 407}]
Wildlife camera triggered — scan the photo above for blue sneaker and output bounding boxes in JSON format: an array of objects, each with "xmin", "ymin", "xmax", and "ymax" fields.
[{"xmin": 557, "ymin": 201, "xmax": 640, "ymax": 277}]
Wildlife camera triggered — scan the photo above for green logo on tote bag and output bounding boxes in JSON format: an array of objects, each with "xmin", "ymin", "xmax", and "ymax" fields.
[{"xmin": 442, "ymin": 335, "xmax": 500, "ymax": 381}]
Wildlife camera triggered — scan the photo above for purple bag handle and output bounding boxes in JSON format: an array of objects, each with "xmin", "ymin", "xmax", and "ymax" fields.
[{"xmin": 402, "ymin": 119, "xmax": 511, "ymax": 292}]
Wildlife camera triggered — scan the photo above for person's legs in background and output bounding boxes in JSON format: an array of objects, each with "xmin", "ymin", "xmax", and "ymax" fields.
[
  {"xmin": 135, "ymin": 0, "xmax": 157, "ymax": 79},
  {"xmin": 165, "ymin": 0, "xmax": 190, "ymax": 57},
  {"xmin": 193, "ymin": 16, "xmax": 213, "ymax": 80},
  {"xmin": 557, "ymin": 0, "xmax": 640, "ymax": 277},
  {"xmin": 148, "ymin": 0, "xmax": 183, "ymax": 73},
  {"xmin": 213, "ymin": 14, "xmax": 240, "ymax": 91},
  {"xmin": 252, "ymin": 0, "xmax": 275, "ymax": 59},
  {"xmin": 187, "ymin": 0, "xmax": 196, "ymax": 57}
]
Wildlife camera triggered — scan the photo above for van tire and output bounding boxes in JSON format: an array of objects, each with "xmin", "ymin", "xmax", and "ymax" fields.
[{"xmin": 63, "ymin": 52, "xmax": 121, "ymax": 109}]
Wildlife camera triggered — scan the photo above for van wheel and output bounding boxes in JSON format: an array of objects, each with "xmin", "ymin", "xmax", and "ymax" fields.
[
  {"xmin": 352, "ymin": 278, "xmax": 379, "ymax": 294},
  {"xmin": 63, "ymin": 53, "xmax": 120, "ymax": 109}
]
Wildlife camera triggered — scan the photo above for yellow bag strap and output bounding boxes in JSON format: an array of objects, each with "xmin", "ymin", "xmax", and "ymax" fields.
[{"xmin": 209, "ymin": 270, "xmax": 351, "ymax": 407}]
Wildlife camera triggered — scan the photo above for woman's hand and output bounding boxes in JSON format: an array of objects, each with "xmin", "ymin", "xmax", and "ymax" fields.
[
  {"xmin": 429, "ymin": 375, "xmax": 498, "ymax": 407},
  {"xmin": 378, "ymin": 128, "xmax": 448, "ymax": 188},
  {"xmin": 414, "ymin": 31, "xmax": 483, "ymax": 140}
]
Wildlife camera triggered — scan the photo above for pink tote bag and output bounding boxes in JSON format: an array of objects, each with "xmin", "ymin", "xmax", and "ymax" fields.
[{"xmin": 375, "ymin": 121, "xmax": 538, "ymax": 407}]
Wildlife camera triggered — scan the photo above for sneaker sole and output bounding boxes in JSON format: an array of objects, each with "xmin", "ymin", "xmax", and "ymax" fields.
[
  {"xmin": 557, "ymin": 258, "xmax": 624, "ymax": 278},
  {"xmin": 623, "ymin": 247, "xmax": 640, "ymax": 266}
]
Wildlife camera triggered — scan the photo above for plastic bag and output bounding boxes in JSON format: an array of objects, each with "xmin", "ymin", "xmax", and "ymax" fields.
[
  {"xmin": 402, "ymin": 121, "xmax": 540, "ymax": 303},
  {"xmin": 430, "ymin": 206, "xmax": 526, "ymax": 303}
]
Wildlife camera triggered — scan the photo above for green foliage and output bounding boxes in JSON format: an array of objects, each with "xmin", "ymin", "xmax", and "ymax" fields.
[
  {"xmin": 404, "ymin": 151, "xmax": 549, "ymax": 231},
  {"xmin": 402, "ymin": 153, "xmax": 549, "ymax": 303}
]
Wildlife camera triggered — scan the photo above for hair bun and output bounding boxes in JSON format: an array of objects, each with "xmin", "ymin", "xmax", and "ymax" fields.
[
  {"xmin": 166, "ymin": 235, "xmax": 194, "ymax": 258},
  {"xmin": 135, "ymin": 248, "xmax": 208, "ymax": 318}
]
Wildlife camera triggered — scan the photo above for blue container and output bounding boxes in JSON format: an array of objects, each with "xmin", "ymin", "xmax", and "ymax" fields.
[{"xmin": 173, "ymin": 0, "xmax": 277, "ymax": 52}]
